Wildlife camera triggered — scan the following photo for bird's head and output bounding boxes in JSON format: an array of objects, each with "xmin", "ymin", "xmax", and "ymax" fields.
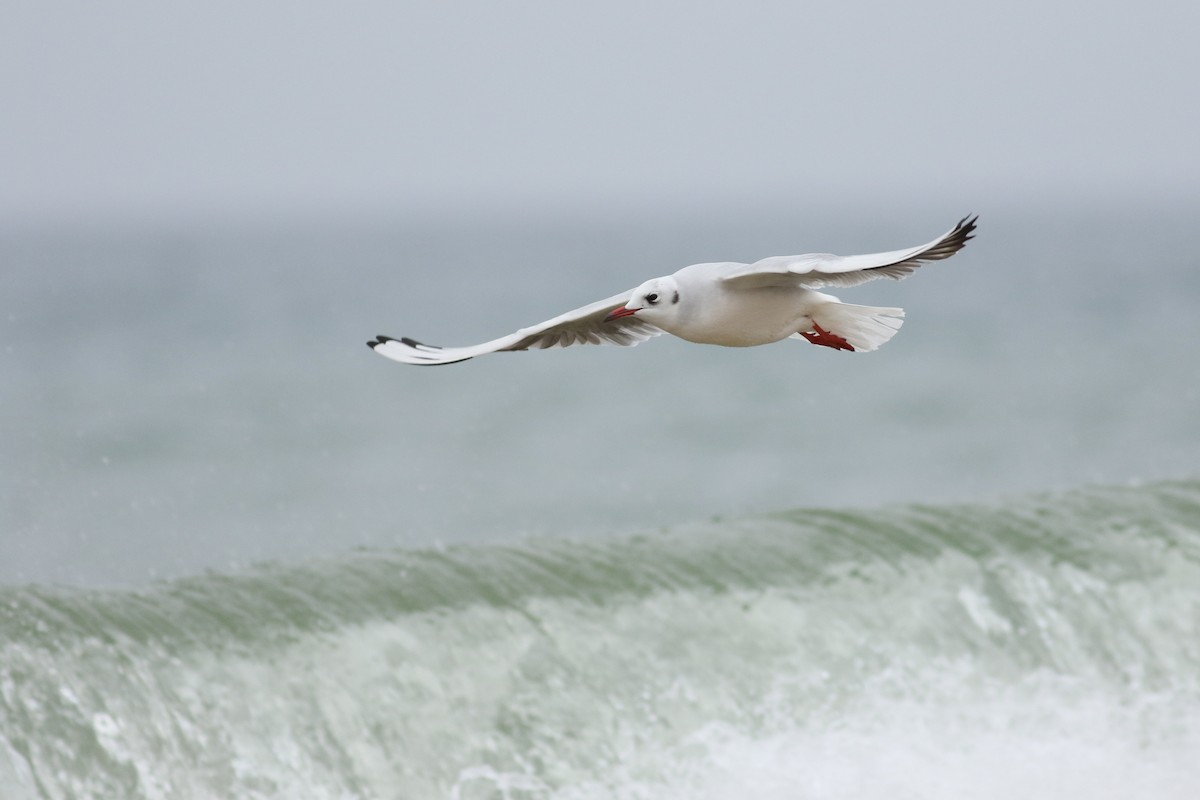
[{"xmin": 604, "ymin": 277, "xmax": 681, "ymax": 325}]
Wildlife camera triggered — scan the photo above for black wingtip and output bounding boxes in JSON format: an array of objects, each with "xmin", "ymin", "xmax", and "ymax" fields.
[{"xmin": 950, "ymin": 214, "xmax": 979, "ymax": 247}]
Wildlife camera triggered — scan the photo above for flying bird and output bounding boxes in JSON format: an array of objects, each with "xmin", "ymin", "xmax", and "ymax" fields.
[{"xmin": 369, "ymin": 215, "xmax": 977, "ymax": 366}]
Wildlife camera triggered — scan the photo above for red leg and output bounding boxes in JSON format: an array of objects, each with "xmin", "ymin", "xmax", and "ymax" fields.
[{"xmin": 799, "ymin": 323, "xmax": 855, "ymax": 351}]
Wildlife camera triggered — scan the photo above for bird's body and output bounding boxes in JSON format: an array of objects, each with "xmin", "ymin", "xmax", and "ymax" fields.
[
  {"xmin": 656, "ymin": 262, "xmax": 824, "ymax": 347},
  {"xmin": 369, "ymin": 216, "xmax": 977, "ymax": 366}
]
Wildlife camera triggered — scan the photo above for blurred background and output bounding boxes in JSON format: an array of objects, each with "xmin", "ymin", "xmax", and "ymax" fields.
[
  {"xmin": 3, "ymin": 0, "xmax": 1199, "ymax": 587},
  {"xmin": 5, "ymin": 5, "xmax": 1200, "ymax": 798}
]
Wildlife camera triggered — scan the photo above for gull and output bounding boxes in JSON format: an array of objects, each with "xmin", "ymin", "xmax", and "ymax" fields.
[{"xmin": 369, "ymin": 215, "xmax": 977, "ymax": 366}]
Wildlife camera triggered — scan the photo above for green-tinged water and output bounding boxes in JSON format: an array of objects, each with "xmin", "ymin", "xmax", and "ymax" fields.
[
  {"xmin": 3, "ymin": 480, "xmax": 1199, "ymax": 798},
  {"xmin": 3, "ymin": 204, "xmax": 1200, "ymax": 797}
]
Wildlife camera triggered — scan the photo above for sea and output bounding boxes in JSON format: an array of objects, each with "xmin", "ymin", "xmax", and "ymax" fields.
[{"xmin": 2, "ymin": 199, "xmax": 1199, "ymax": 798}]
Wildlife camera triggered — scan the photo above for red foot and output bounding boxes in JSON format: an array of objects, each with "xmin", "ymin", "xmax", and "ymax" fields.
[{"xmin": 799, "ymin": 323, "xmax": 855, "ymax": 352}]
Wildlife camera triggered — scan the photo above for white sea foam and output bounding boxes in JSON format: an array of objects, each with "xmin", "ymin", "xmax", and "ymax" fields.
[{"xmin": 546, "ymin": 668, "xmax": 1200, "ymax": 800}]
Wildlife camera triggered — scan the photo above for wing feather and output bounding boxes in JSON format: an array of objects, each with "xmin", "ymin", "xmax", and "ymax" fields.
[
  {"xmin": 720, "ymin": 215, "xmax": 977, "ymax": 290},
  {"xmin": 368, "ymin": 290, "xmax": 662, "ymax": 366}
]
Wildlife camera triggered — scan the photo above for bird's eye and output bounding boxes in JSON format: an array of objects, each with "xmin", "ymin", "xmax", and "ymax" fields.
[{"xmin": 646, "ymin": 293, "xmax": 659, "ymax": 304}]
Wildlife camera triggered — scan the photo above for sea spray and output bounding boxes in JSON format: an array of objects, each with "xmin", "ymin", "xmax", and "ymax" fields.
[{"xmin": 2, "ymin": 480, "xmax": 1199, "ymax": 798}]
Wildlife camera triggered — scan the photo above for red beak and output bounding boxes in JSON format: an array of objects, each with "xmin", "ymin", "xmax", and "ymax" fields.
[{"xmin": 604, "ymin": 306, "xmax": 639, "ymax": 322}]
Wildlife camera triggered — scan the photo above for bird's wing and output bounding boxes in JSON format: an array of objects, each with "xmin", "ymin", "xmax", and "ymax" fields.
[
  {"xmin": 368, "ymin": 290, "xmax": 663, "ymax": 366},
  {"xmin": 720, "ymin": 215, "xmax": 977, "ymax": 290}
]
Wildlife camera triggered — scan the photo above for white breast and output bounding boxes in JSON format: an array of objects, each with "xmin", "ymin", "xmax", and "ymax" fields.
[{"xmin": 665, "ymin": 265, "xmax": 819, "ymax": 347}]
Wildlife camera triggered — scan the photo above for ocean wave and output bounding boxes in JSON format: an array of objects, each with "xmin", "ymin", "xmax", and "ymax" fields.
[{"xmin": 3, "ymin": 479, "xmax": 1199, "ymax": 798}]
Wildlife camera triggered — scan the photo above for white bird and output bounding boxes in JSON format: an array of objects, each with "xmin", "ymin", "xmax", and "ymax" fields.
[{"xmin": 369, "ymin": 215, "xmax": 977, "ymax": 366}]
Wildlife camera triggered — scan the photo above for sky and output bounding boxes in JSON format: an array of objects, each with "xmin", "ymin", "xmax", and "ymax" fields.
[{"xmin": 2, "ymin": 0, "xmax": 1198, "ymax": 226}]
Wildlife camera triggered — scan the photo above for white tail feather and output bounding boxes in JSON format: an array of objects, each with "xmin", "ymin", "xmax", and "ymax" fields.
[{"xmin": 808, "ymin": 301, "xmax": 905, "ymax": 352}]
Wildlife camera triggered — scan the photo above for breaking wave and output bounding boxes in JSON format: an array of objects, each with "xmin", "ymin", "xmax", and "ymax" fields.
[{"xmin": 3, "ymin": 479, "xmax": 1200, "ymax": 798}]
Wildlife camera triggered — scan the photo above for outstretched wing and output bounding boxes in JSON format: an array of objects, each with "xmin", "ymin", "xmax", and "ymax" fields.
[
  {"xmin": 368, "ymin": 290, "xmax": 663, "ymax": 366},
  {"xmin": 720, "ymin": 215, "xmax": 977, "ymax": 290}
]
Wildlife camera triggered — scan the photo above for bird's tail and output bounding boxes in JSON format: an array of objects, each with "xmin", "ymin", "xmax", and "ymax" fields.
[{"xmin": 806, "ymin": 300, "xmax": 905, "ymax": 353}]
